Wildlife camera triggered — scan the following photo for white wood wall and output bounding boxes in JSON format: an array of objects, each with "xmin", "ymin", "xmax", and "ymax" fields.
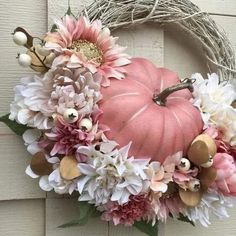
[{"xmin": 0, "ymin": 0, "xmax": 236, "ymax": 235}]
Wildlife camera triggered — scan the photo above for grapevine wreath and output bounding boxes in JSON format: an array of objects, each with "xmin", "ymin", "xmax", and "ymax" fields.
[{"xmin": 1, "ymin": 0, "xmax": 236, "ymax": 235}]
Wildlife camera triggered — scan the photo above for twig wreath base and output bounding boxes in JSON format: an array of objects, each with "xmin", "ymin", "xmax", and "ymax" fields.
[
  {"xmin": 1, "ymin": 1, "xmax": 236, "ymax": 236},
  {"xmin": 82, "ymin": 0, "xmax": 236, "ymax": 80}
]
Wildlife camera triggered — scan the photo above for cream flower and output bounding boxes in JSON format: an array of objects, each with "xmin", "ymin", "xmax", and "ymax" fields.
[
  {"xmin": 184, "ymin": 189, "xmax": 233, "ymax": 227},
  {"xmin": 191, "ymin": 73, "xmax": 236, "ymax": 145},
  {"xmin": 10, "ymin": 67, "xmax": 101, "ymax": 130},
  {"xmin": 9, "ymin": 75, "xmax": 54, "ymax": 129},
  {"xmin": 77, "ymin": 142, "xmax": 150, "ymax": 205},
  {"xmin": 148, "ymin": 152, "xmax": 182, "ymax": 195}
]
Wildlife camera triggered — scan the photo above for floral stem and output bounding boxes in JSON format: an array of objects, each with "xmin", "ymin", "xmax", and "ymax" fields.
[
  {"xmin": 153, "ymin": 78, "xmax": 195, "ymax": 106},
  {"xmin": 30, "ymin": 48, "xmax": 49, "ymax": 69}
]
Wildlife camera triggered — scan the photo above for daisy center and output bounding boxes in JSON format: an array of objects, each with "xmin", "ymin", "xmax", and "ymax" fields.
[{"xmin": 70, "ymin": 40, "xmax": 103, "ymax": 64}]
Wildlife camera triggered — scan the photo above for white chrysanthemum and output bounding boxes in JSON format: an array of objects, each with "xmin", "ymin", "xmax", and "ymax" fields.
[
  {"xmin": 10, "ymin": 67, "xmax": 102, "ymax": 130},
  {"xmin": 10, "ymin": 75, "xmax": 54, "ymax": 129},
  {"xmin": 77, "ymin": 142, "xmax": 150, "ymax": 206},
  {"xmin": 184, "ymin": 190, "xmax": 233, "ymax": 227},
  {"xmin": 191, "ymin": 73, "xmax": 236, "ymax": 144}
]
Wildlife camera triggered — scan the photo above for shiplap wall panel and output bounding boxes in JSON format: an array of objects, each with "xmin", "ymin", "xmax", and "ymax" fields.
[
  {"xmin": 45, "ymin": 198, "xmax": 108, "ymax": 236},
  {"xmin": 109, "ymin": 223, "xmax": 145, "ymax": 236},
  {"xmin": 0, "ymin": 0, "xmax": 47, "ymax": 134},
  {"xmin": 109, "ymin": 222, "xmax": 165, "ymax": 236},
  {"xmin": 164, "ymin": 15, "xmax": 236, "ymax": 82},
  {"xmin": 0, "ymin": 135, "xmax": 45, "ymax": 200},
  {"xmin": 0, "ymin": 199, "xmax": 45, "ymax": 236},
  {"xmin": 164, "ymin": 24, "xmax": 208, "ymax": 79},
  {"xmin": 165, "ymin": 207, "xmax": 236, "ymax": 236},
  {"xmin": 191, "ymin": 0, "xmax": 236, "ymax": 15}
]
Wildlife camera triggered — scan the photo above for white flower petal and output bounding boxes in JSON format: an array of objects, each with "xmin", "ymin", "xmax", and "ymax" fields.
[
  {"xmin": 25, "ymin": 165, "xmax": 39, "ymax": 178},
  {"xmin": 77, "ymin": 175, "xmax": 91, "ymax": 194},
  {"xmin": 39, "ymin": 176, "xmax": 53, "ymax": 191},
  {"xmin": 23, "ymin": 129, "xmax": 41, "ymax": 144},
  {"xmin": 27, "ymin": 142, "xmax": 42, "ymax": 155},
  {"xmin": 78, "ymin": 164, "xmax": 95, "ymax": 176},
  {"xmin": 17, "ymin": 109, "xmax": 32, "ymax": 125}
]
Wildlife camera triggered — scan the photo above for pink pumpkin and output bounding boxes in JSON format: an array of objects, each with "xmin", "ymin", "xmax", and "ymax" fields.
[{"xmin": 99, "ymin": 58, "xmax": 203, "ymax": 162}]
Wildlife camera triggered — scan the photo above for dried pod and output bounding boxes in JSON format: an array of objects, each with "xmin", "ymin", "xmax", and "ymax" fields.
[
  {"xmin": 59, "ymin": 156, "xmax": 81, "ymax": 180},
  {"xmin": 193, "ymin": 134, "xmax": 217, "ymax": 157},
  {"xmin": 30, "ymin": 152, "xmax": 53, "ymax": 176},
  {"xmin": 198, "ymin": 166, "xmax": 217, "ymax": 191},
  {"xmin": 187, "ymin": 134, "xmax": 217, "ymax": 165},
  {"xmin": 27, "ymin": 46, "xmax": 47, "ymax": 73},
  {"xmin": 179, "ymin": 188, "xmax": 202, "ymax": 207},
  {"xmin": 187, "ymin": 140, "xmax": 209, "ymax": 165}
]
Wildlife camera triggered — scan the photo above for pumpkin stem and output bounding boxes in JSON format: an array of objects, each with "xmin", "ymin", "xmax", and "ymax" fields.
[{"xmin": 153, "ymin": 78, "xmax": 195, "ymax": 106}]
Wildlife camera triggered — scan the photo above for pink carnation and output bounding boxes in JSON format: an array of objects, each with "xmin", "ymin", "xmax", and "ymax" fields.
[
  {"xmin": 100, "ymin": 195, "xmax": 151, "ymax": 226},
  {"xmin": 213, "ymin": 153, "xmax": 236, "ymax": 196}
]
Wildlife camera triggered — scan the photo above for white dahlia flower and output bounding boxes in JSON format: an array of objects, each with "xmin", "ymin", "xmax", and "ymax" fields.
[
  {"xmin": 77, "ymin": 142, "xmax": 150, "ymax": 206},
  {"xmin": 191, "ymin": 73, "xmax": 236, "ymax": 145}
]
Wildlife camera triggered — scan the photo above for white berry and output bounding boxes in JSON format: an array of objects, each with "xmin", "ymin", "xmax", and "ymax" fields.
[
  {"xmin": 18, "ymin": 54, "xmax": 32, "ymax": 67},
  {"xmin": 79, "ymin": 118, "xmax": 93, "ymax": 132},
  {"xmin": 35, "ymin": 44, "xmax": 51, "ymax": 56},
  {"xmin": 178, "ymin": 158, "xmax": 191, "ymax": 173},
  {"xmin": 200, "ymin": 156, "xmax": 214, "ymax": 168},
  {"xmin": 63, "ymin": 108, "xmax": 79, "ymax": 123},
  {"xmin": 188, "ymin": 179, "xmax": 201, "ymax": 192},
  {"xmin": 13, "ymin": 31, "xmax": 27, "ymax": 46}
]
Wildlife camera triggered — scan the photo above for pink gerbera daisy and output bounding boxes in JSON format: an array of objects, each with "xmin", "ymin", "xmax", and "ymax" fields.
[{"xmin": 44, "ymin": 15, "xmax": 131, "ymax": 87}]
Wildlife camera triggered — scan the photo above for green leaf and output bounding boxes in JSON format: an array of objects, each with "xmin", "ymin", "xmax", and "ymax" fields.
[
  {"xmin": 178, "ymin": 214, "xmax": 195, "ymax": 226},
  {"xmin": 58, "ymin": 202, "xmax": 97, "ymax": 228},
  {"xmin": 0, "ymin": 113, "xmax": 30, "ymax": 136},
  {"xmin": 134, "ymin": 220, "xmax": 158, "ymax": 236},
  {"xmin": 66, "ymin": 6, "xmax": 72, "ymax": 15},
  {"xmin": 50, "ymin": 24, "xmax": 57, "ymax": 33}
]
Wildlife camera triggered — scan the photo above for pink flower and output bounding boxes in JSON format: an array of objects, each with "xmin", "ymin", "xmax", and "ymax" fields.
[
  {"xmin": 100, "ymin": 195, "xmax": 151, "ymax": 226},
  {"xmin": 156, "ymin": 195, "xmax": 186, "ymax": 222},
  {"xmin": 213, "ymin": 153, "xmax": 236, "ymax": 196},
  {"xmin": 204, "ymin": 126, "xmax": 236, "ymax": 160},
  {"xmin": 148, "ymin": 193, "xmax": 186, "ymax": 223},
  {"xmin": 173, "ymin": 167, "xmax": 198, "ymax": 190},
  {"xmin": 40, "ymin": 116, "xmax": 97, "ymax": 158},
  {"xmin": 44, "ymin": 15, "xmax": 130, "ymax": 87},
  {"xmin": 148, "ymin": 152, "xmax": 182, "ymax": 194}
]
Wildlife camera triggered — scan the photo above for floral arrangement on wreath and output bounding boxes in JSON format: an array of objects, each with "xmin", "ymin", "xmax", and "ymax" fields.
[{"xmin": 1, "ymin": 8, "xmax": 236, "ymax": 236}]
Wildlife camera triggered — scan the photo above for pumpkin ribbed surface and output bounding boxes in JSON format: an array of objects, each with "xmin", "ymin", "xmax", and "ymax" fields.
[{"xmin": 100, "ymin": 58, "xmax": 203, "ymax": 162}]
